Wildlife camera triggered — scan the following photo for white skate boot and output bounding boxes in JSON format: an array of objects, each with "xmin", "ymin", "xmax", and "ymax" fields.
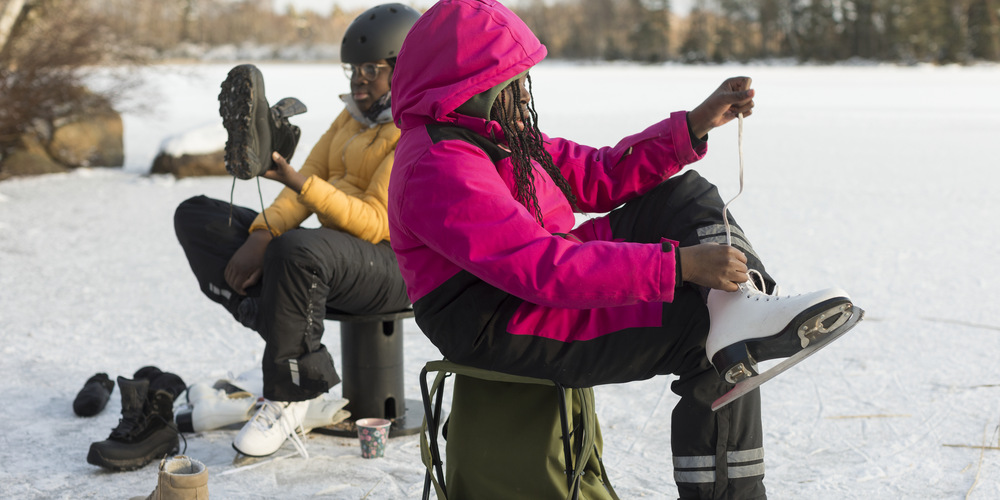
[
  {"xmin": 301, "ymin": 394, "xmax": 350, "ymax": 433},
  {"xmin": 174, "ymin": 383, "xmax": 257, "ymax": 433},
  {"xmin": 706, "ymin": 278, "xmax": 864, "ymax": 410},
  {"xmin": 179, "ymin": 368, "xmax": 350, "ymax": 433}
]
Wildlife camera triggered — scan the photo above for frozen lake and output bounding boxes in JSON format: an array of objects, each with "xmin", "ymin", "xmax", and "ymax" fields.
[{"xmin": 1, "ymin": 61, "xmax": 999, "ymax": 498}]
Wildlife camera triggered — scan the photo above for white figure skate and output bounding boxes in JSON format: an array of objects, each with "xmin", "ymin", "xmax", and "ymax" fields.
[
  {"xmin": 706, "ymin": 279, "xmax": 864, "ymax": 410},
  {"xmin": 176, "ymin": 369, "xmax": 350, "ymax": 433},
  {"xmin": 174, "ymin": 383, "xmax": 257, "ymax": 432}
]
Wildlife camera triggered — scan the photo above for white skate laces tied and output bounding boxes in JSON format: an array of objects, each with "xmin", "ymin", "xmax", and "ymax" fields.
[
  {"xmin": 744, "ymin": 269, "xmax": 772, "ymax": 296},
  {"xmin": 251, "ymin": 400, "xmax": 309, "ymax": 459}
]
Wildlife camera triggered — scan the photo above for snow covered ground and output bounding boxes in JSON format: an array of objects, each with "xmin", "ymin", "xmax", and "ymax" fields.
[{"xmin": 1, "ymin": 61, "xmax": 999, "ymax": 499}]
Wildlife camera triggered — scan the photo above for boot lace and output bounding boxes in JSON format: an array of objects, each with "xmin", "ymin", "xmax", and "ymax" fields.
[
  {"xmin": 110, "ymin": 407, "xmax": 145, "ymax": 440},
  {"xmin": 110, "ymin": 393, "xmax": 187, "ymax": 455}
]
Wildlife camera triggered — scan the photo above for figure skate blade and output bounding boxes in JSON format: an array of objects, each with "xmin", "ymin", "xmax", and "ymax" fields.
[{"xmin": 712, "ymin": 305, "xmax": 865, "ymax": 411}]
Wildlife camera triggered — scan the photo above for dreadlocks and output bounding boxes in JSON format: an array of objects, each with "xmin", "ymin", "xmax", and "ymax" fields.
[{"xmin": 491, "ymin": 74, "xmax": 576, "ymax": 226}]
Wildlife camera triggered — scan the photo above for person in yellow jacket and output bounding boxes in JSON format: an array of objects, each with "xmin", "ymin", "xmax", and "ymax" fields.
[{"xmin": 173, "ymin": 4, "xmax": 420, "ymax": 458}]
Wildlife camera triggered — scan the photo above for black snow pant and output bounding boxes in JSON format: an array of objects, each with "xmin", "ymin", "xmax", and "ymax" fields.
[
  {"xmin": 173, "ymin": 195, "xmax": 410, "ymax": 402},
  {"xmin": 428, "ymin": 170, "xmax": 772, "ymax": 499},
  {"xmin": 608, "ymin": 170, "xmax": 771, "ymax": 500}
]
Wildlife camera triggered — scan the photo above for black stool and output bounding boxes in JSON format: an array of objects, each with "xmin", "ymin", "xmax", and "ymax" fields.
[{"xmin": 317, "ymin": 309, "xmax": 422, "ymax": 437}]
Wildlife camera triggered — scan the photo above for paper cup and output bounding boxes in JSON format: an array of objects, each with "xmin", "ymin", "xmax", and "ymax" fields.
[{"xmin": 356, "ymin": 418, "xmax": 391, "ymax": 459}]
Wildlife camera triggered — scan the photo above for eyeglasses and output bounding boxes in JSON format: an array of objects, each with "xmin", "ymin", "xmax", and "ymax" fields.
[{"xmin": 342, "ymin": 62, "xmax": 390, "ymax": 81}]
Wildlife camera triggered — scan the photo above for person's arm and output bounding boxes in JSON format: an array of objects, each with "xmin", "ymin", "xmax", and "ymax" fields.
[
  {"xmin": 224, "ymin": 229, "xmax": 273, "ymax": 294},
  {"xmin": 544, "ymin": 110, "xmax": 704, "ymax": 213},
  {"xmin": 249, "ymin": 115, "xmax": 346, "ymax": 236},
  {"xmin": 295, "ymin": 150, "xmax": 394, "ymax": 244},
  {"xmin": 677, "ymin": 243, "xmax": 748, "ymax": 292},
  {"xmin": 546, "ymin": 76, "xmax": 755, "ymax": 214},
  {"xmin": 263, "ymin": 152, "xmax": 306, "ymax": 193},
  {"xmin": 686, "ymin": 76, "xmax": 755, "ymax": 141}
]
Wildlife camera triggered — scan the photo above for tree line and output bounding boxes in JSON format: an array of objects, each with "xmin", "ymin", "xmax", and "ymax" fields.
[
  {"xmin": 6, "ymin": 0, "xmax": 998, "ymax": 66},
  {"xmin": 518, "ymin": 0, "xmax": 1000, "ymax": 64},
  {"xmin": 3, "ymin": 0, "xmax": 997, "ymax": 169}
]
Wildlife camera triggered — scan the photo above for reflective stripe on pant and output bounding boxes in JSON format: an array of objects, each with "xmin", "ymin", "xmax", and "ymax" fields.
[
  {"xmin": 257, "ymin": 226, "xmax": 409, "ymax": 401},
  {"xmin": 670, "ymin": 354, "xmax": 766, "ymax": 500},
  {"xmin": 674, "ymin": 448, "xmax": 766, "ymax": 486}
]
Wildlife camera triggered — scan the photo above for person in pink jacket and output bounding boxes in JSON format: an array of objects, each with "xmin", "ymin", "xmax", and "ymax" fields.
[{"xmin": 389, "ymin": 1, "xmax": 859, "ymax": 497}]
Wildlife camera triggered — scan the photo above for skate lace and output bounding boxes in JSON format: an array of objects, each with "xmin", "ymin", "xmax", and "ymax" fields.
[
  {"xmin": 740, "ymin": 269, "xmax": 791, "ymax": 300},
  {"xmin": 721, "ymin": 113, "xmax": 745, "ymax": 247},
  {"xmin": 724, "ymin": 114, "xmax": 783, "ymax": 301},
  {"xmin": 249, "ymin": 400, "xmax": 309, "ymax": 459}
]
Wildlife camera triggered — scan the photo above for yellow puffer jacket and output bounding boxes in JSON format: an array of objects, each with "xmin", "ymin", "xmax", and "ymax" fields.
[{"xmin": 250, "ymin": 108, "xmax": 399, "ymax": 243}]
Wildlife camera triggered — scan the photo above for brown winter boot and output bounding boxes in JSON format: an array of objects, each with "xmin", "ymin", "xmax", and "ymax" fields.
[{"xmin": 130, "ymin": 455, "xmax": 209, "ymax": 500}]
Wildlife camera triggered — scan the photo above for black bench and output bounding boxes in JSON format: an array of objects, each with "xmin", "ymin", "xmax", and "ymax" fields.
[{"xmin": 315, "ymin": 309, "xmax": 423, "ymax": 437}]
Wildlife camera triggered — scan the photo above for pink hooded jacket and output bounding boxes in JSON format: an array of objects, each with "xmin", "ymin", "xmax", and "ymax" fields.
[{"xmin": 389, "ymin": 0, "xmax": 706, "ymax": 344}]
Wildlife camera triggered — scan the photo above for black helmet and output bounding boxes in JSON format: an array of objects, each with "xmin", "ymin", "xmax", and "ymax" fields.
[{"xmin": 341, "ymin": 3, "xmax": 421, "ymax": 64}]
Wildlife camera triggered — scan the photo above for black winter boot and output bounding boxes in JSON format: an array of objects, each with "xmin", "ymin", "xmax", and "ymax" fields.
[
  {"xmin": 271, "ymin": 96, "xmax": 306, "ymax": 163},
  {"xmin": 87, "ymin": 377, "xmax": 180, "ymax": 471},
  {"xmin": 133, "ymin": 366, "xmax": 187, "ymax": 400},
  {"xmin": 219, "ymin": 64, "xmax": 306, "ymax": 179}
]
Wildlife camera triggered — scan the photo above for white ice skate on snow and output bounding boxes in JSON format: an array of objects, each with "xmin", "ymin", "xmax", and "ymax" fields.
[
  {"xmin": 706, "ymin": 279, "xmax": 864, "ymax": 411},
  {"xmin": 174, "ymin": 383, "xmax": 257, "ymax": 432},
  {"xmin": 174, "ymin": 368, "xmax": 350, "ymax": 432}
]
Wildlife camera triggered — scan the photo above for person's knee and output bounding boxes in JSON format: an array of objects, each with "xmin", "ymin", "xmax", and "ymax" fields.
[
  {"xmin": 264, "ymin": 230, "xmax": 323, "ymax": 269},
  {"xmin": 664, "ymin": 169, "xmax": 717, "ymax": 201},
  {"xmin": 174, "ymin": 195, "xmax": 208, "ymax": 239},
  {"xmin": 174, "ymin": 195, "xmax": 217, "ymax": 228},
  {"xmin": 175, "ymin": 194, "xmax": 212, "ymax": 214}
]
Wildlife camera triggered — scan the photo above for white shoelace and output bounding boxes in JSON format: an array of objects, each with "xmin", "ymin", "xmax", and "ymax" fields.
[
  {"xmin": 250, "ymin": 400, "xmax": 309, "ymax": 459},
  {"xmin": 722, "ymin": 112, "xmax": 745, "ymax": 247},
  {"xmin": 723, "ymin": 114, "xmax": 780, "ymax": 297}
]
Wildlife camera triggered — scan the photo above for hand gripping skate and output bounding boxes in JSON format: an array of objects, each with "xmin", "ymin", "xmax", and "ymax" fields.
[{"xmin": 706, "ymin": 283, "xmax": 865, "ymax": 411}]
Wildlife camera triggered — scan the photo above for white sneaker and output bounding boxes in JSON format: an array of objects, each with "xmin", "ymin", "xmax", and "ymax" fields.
[
  {"xmin": 232, "ymin": 399, "xmax": 310, "ymax": 458},
  {"xmin": 705, "ymin": 276, "xmax": 856, "ymax": 384}
]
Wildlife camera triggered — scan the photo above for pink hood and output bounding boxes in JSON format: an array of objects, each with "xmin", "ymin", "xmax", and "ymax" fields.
[{"xmin": 391, "ymin": 0, "xmax": 547, "ymax": 130}]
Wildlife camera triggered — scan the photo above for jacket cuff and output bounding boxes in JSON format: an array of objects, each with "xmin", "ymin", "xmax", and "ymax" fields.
[
  {"xmin": 660, "ymin": 238, "xmax": 681, "ymax": 298},
  {"xmin": 672, "ymin": 111, "xmax": 707, "ymax": 164}
]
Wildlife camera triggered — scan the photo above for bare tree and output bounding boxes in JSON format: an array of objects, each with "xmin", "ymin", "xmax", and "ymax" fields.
[
  {"xmin": 0, "ymin": 0, "xmax": 28, "ymax": 57},
  {"xmin": 0, "ymin": 0, "xmax": 146, "ymax": 158}
]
